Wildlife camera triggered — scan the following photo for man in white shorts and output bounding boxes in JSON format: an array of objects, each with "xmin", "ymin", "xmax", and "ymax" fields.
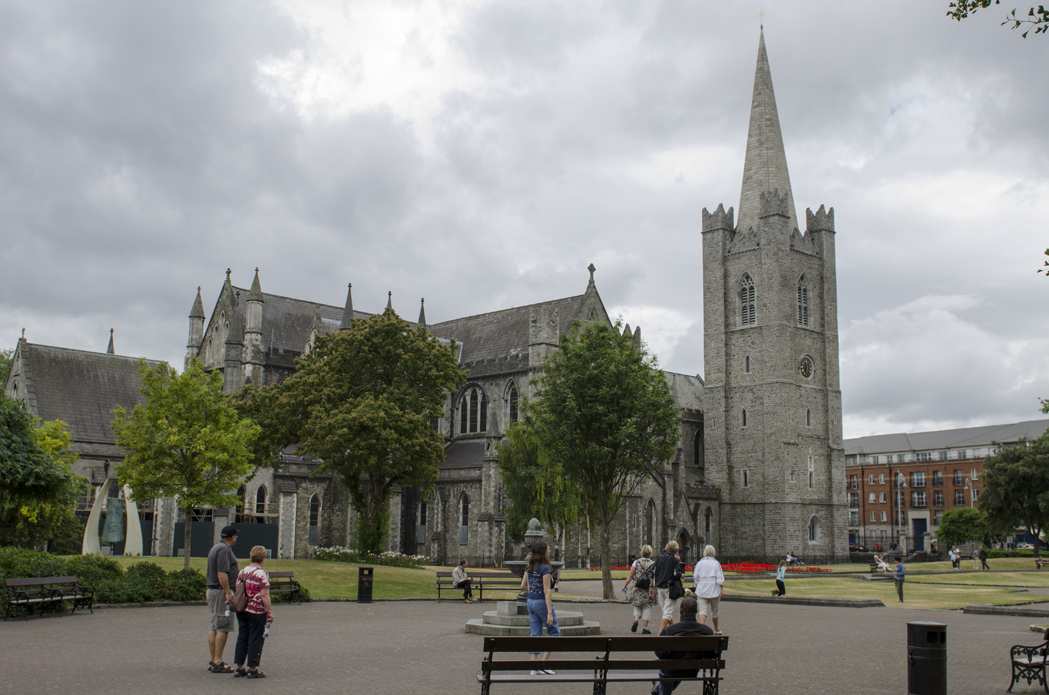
[
  {"xmin": 692, "ymin": 544, "xmax": 725, "ymax": 634},
  {"xmin": 653, "ymin": 540, "xmax": 683, "ymax": 635}
]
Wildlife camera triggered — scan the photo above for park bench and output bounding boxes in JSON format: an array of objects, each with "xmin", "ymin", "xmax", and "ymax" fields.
[
  {"xmin": 436, "ymin": 570, "xmax": 522, "ymax": 602},
  {"xmin": 5, "ymin": 576, "xmax": 94, "ymax": 622},
  {"xmin": 267, "ymin": 571, "xmax": 301, "ymax": 604},
  {"xmin": 477, "ymin": 635, "xmax": 728, "ymax": 695},
  {"xmin": 1008, "ymin": 630, "xmax": 1049, "ymax": 692},
  {"xmin": 1036, "ymin": 558, "xmax": 1047, "ymax": 570}
]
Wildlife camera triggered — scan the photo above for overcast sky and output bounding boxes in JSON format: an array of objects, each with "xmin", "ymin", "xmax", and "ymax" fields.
[{"xmin": 1, "ymin": 1, "xmax": 1047, "ymax": 439}]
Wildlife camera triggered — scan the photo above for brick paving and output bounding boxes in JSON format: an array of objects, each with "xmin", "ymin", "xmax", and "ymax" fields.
[{"xmin": 0, "ymin": 592, "xmax": 1038, "ymax": 694}]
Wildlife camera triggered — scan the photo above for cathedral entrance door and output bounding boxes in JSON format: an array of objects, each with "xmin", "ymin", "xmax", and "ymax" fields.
[{"xmin": 912, "ymin": 519, "xmax": 927, "ymax": 551}]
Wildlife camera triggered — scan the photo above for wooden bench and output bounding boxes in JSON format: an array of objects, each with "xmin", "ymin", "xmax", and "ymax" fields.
[
  {"xmin": 1008, "ymin": 633, "xmax": 1048, "ymax": 692},
  {"xmin": 267, "ymin": 571, "xmax": 301, "ymax": 604},
  {"xmin": 477, "ymin": 634, "xmax": 728, "ymax": 695},
  {"xmin": 5, "ymin": 576, "xmax": 94, "ymax": 622},
  {"xmin": 1036, "ymin": 558, "xmax": 1047, "ymax": 570},
  {"xmin": 437, "ymin": 571, "xmax": 522, "ymax": 602}
]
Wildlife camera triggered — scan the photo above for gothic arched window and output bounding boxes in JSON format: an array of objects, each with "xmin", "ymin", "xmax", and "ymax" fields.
[
  {"xmin": 809, "ymin": 516, "xmax": 820, "ymax": 542},
  {"xmin": 693, "ymin": 429, "xmax": 705, "ymax": 480},
  {"xmin": 739, "ymin": 274, "xmax": 756, "ymax": 326},
  {"xmin": 704, "ymin": 507, "xmax": 712, "ymax": 534},
  {"xmin": 308, "ymin": 493, "xmax": 321, "ymax": 545},
  {"xmin": 508, "ymin": 384, "xmax": 519, "ymax": 424},
  {"xmin": 255, "ymin": 486, "xmax": 267, "ymax": 517},
  {"xmin": 458, "ymin": 493, "xmax": 470, "ymax": 545},
  {"xmin": 459, "ymin": 387, "xmax": 488, "ymax": 434},
  {"xmin": 797, "ymin": 275, "xmax": 809, "ymax": 327},
  {"xmin": 645, "ymin": 500, "xmax": 656, "ymax": 547}
]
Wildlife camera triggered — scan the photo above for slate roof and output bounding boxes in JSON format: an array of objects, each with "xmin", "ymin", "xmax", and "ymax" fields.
[
  {"xmin": 429, "ymin": 295, "xmax": 584, "ymax": 365},
  {"xmin": 665, "ymin": 371, "xmax": 704, "ymax": 412},
  {"xmin": 231, "ymin": 286, "xmax": 373, "ymax": 355},
  {"xmin": 441, "ymin": 440, "xmax": 486, "ymax": 469},
  {"xmin": 15, "ymin": 342, "xmax": 161, "ymax": 444},
  {"xmin": 844, "ymin": 419, "xmax": 1049, "ymax": 456}
]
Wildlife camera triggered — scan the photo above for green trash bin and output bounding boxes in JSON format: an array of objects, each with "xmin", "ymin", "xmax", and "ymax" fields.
[{"xmin": 358, "ymin": 566, "xmax": 374, "ymax": 604}]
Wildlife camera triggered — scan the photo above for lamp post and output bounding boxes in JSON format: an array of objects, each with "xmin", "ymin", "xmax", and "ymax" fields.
[
  {"xmin": 896, "ymin": 470, "xmax": 908, "ymax": 554},
  {"xmin": 964, "ymin": 476, "xmax": 974, "ymax": 508}
]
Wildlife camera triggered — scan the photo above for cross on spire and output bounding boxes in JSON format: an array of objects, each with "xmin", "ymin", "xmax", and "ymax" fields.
[{"xmin": 758, "ymin": 10, "xmax": 765, "ymax": 27}]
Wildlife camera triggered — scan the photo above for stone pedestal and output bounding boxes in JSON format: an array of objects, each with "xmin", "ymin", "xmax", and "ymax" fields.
[{"xmin": 465, "ymin": 601, "xmax": 600, "ymax": 636}]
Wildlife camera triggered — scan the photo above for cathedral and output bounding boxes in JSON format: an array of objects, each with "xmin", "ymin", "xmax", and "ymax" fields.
[{"xmin": 5, "ymin": 30, "xmax": 849, "ymax": 566}]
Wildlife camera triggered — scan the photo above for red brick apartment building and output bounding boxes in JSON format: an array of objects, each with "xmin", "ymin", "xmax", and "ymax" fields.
[{"xmin": 844, "ymin": 419, "xmax": 1049, "ymax": 553}]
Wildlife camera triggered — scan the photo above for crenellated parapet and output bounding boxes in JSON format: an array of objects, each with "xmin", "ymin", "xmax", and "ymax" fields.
[
  {"xmin": 805, "ymin": 204, "xmax": 835, "ymax": 233},
  {"xmin": 701, "ymin": 203, "xmax": 735, "ymax": 233},
  {"xmin": 758, "ymin": 189, "xmax": 791, "ymax": 219}
]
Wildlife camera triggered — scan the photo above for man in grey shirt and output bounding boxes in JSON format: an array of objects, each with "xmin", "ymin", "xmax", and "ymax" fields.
[{"xmin": 206, "ymin": 526, "xmax": 239, "ymax": 673}]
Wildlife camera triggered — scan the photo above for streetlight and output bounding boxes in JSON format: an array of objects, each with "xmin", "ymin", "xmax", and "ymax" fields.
[
  {"xmin": 896, "ymin": 470, "xmax": 907, "ymax": 554},
  {"xmin": 964, "ymin": 476, "xmax": 974, "ymax": 508}
]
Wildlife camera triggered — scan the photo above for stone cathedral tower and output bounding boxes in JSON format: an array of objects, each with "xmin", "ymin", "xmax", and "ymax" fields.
[{"xmin": 701, "ymin": 29, "xmax": 848, "ymax": 561}]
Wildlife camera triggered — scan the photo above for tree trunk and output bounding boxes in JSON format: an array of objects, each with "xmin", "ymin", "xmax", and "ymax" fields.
[
  {"xmin": 183, "ymin": 505, "xmax": 193, "ymax": 572},
  {"xmin": 599, "ymin": 511, "xmax": 614, "ymax": 599}
]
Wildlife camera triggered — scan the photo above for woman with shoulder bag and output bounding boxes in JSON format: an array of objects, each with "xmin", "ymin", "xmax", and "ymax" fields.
[
  {"xmin": 621, "ymin": 545, "xmax": 658, "ymax": 634},
  {"xmin": 232, "ymin": 545, "xmax": 274, "ymax": 679}
]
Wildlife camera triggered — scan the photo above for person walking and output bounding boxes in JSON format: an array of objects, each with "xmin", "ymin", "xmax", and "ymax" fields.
[
  {"xmin": 692, "ymin": 545, "xmax": 725, "ymax": 634},
  {"xmin": 979, "ymin": 545, "xmax": 989, "ymax": 570},
  {"xmin": 894, "ymin": 556, "xmax": 906, "ymax": 603},
  {"xmin": 972, "ymin": 546, "xmax": 979, "ymax": 570},
  {"xmin": 654, "ymin": 541, "xmax": 684, "ymax": 636},
  {"xmin": 771, "ymin": 560, "xmax": 787, "ymax": 596},
  {"xmin": 621, "ymin": 545, "xmax": 657, "ymax": 634},
  {"xmin": 206, "ymin": 526, "xmax": 239, "ymax": 674},
  {"xmin": 232, "ymin": 545, "xmax": 273, "ymax": 678},
  {"xmin": 452, "ymin": 559, "xmax": 478, "ymax": 603},
  {"xmin": 649, "ymin": 597, "xmax": 714, "ymax": 695},
  {"xmin": 520, "ymin": 541, "xmax": 559, "ymax": 675}
]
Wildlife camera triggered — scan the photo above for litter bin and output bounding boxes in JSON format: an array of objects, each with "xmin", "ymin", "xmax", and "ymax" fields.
[
  {"xmin": 907, "ymin": 621, "xmax": 946, "ymax": 695},
  {"xmin": 358, "ymin": 566, "xmax": 374, "ymax": 604}
]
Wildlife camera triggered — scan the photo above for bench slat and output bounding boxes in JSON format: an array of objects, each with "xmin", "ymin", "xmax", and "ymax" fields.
[
  {"xmin": 483, "ymin": 658, "xmax": 723, "ymax": 672},
  {"xmin": 483, "ymin": 636, "xmax": 726, "ymax": 653}
]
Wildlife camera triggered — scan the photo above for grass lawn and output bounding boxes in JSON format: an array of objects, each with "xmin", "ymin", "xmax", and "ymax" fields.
[{"xmin": 725, "ymin": 575, "xmax": 1042, "ymax": 610}]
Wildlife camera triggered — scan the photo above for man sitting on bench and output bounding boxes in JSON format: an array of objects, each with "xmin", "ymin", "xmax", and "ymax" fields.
[{"xmin": 651, "ymin": 596, "xmax": 714, "ymax": 695}]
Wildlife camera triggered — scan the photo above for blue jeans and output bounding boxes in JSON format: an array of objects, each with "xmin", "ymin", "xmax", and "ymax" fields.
[
  {"xmin": 526, "ymin": 598, "xmax": 560, "ymax": 653},
  {"xmin": 655, "ymin": 671, "xmax": 682, "ymax": 695}
]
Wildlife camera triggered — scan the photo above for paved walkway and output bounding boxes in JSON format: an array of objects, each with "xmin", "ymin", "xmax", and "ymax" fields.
[{"xmin": 1, "ymin": 597, "xmax": 1037, "ymax": 694}]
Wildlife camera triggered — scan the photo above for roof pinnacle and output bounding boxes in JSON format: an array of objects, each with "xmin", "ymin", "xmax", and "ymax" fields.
[
  {"xmin": 107, "ymin": 329, "xmax": 115, "ymax": 355},
  {"xmin": 248, "ymin": 268, "xmax": 263, "ymax": 302},
  {"xmin": 387, "ymin": 291, "xmax": 393, "ymax": 311},
  {"xmin": 340, "ymin": 283, "xmax": 354, "ymax": 330},
  {"xmin": 418, "ymin": 298, "xmax": 427, "ymax": 327}
]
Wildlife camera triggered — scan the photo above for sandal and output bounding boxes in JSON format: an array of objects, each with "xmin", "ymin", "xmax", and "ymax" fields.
[
  {"xmin": 247, "ymin": 670, "xmax": 266, "ymax": 679},
  {"xmin": 233, "ymin": 668, "xmax": 248, "ymax": 678},
  {"xmin": 210, "ymin": 662, "xmax": 235, "ymax": 674}
]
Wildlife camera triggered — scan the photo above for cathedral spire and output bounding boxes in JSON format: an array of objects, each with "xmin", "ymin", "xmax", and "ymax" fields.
[
  {"xmin": 189, "ymin": 286, "xmax": 205, "ymax": 319},
  {"xmin": 418, "ymin": 298, "xmax": 426, "ymax": 328},
  {"xmin": 737, "ymin": 27, "xmax": 797, "ymax": 234},
  {"xmin": 387, "ymin": 291, "xmax": 393, "ymax": 312},
  {"xmin": 248, "ymin": 268, "xmax": 263, "ymax": 302},
  {"xmin": 107, "ymin": 329, "xmax": 114, "ymax": 355},
  {"xmin": 340, "ymin": 283, "xmax": 354, "ymax": 330}
]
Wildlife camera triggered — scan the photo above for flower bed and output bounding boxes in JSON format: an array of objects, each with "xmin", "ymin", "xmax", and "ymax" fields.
[{"xmin": 313, "ymin": 547, "xmax": 429, "ymax": 569}]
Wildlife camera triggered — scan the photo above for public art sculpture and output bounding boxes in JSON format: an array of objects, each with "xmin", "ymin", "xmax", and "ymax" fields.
[{"xmin": 82, "ymin": 477, "xmax": 143, "ymax": 556}]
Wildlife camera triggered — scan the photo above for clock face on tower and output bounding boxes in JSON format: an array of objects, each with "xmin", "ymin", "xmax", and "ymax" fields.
[{"xmin": 799, "ymin": 356, "xmax": 814, "ymax": 379}]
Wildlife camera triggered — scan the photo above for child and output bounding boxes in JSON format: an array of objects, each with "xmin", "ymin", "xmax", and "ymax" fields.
[{"xmin": 771, "ymin": 560, "xmax": 787, "ymax": 596}]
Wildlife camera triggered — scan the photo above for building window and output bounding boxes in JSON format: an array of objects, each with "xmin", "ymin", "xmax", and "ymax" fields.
[
  {"xmin": 954, "ymin": 489, "xmax": 965, "ymax": 506},
  {"xmin": 849, "ymin": 512, "xmax": 859, "ymax": 525},
  {"xmin": 693, "ymin": 430, "xmax": 705, "ymax": 480},
  {"xmin": 953, "ymin": 470, "xmax": 964, "ymax": 486},
  {"xmin": 939, "ymin": 451, "xmax": 949, "ymax": 461},
  {"xmin": 911, "ymin": 491, "xmax": 926, "ymax": 507},
  {"xmin": 849, "ymin": 475, "xmax": 858, "ymax": 490},
  {"xmin": 934, "ymin": 510, "xmax": 943, "ymax": 526},
  {"xmin": 958, "ymin": 449, "xmax": 967, "ymax": 459},
  {"xmin": 868, "ymin": 492, "xmax": 875, "ymax": 504},
  {"xmin": 970, "ymin": 468, "xmax": 979, "ymax": 481},
  {"xmin": 308, "ymin": 494, "xmax": 321, "ymax": 545},
  {"xmin": 973, "ymin": 489, "xmax": 979, "ymax": 502},
  {"xmin": 934, "ymin": 490, "xmax": 943, "ymax": 506},
  {"xmin": 871, "ymin": 455, "xmax": 879, "ymax": 465},
  {"xmin": 419, "ymin": 500, "xmax": 427, "ymax": 526},
  {"xmin": 806, "ymin": 409, "xmax": 811, "ymax": 427},
  {"xmin": 868, "ymin": 474, "xmax": 875, "ymax": 485},
  {"xmin": 972, "ymin": 448, "xmax": 981, "ymax": 457},
  {"xmin": 739, "ymin": 274, "xmax": 756, "ymax": 326},
  {"xmin": 790, "ymin": 469, "xmax": 796, "ymax": 483},
  {"xmin": 255, "ymin": 486, "xmax": 267, "ymax": 518},
  {"xmin": 742, "ymin": 409, "xmax": 747, "ymax": 427},
  {"xmin": 848, "ymin": 493, "xmax": 859, "ymax": 509},
  {"xmin": 917, "ymin": 452, "xmax": 931, "ymax": 462},
  {"xmin": 879, "ymin": 492, "xmax": 886, "ymax": 503},
  {"xmin": 808, "ymin": 516, "xmax": 820, "ymax": 542},
  {"xmin": 808, "ymin": 470, "xmax": 814, "ymax": 489},
  {"xmin": 508, "ymin": 384, "xmax": 519, "ymax": 423},
  {"xmin": 458, "ymin": 494, "xmax": 469, "ymax": 545},
  {"xmin": 910, "ymin": 472, "xmax": 925, "ymax": 488},
  {"xmin": 797, "ymin": 275, "xmax": 809, "ymax": 326},
  {"xmin": 897, "ymin": 454, "xmax": 906, "ymax": 464},
  {"xmin": 745, "ymin": 355, "xmax": 751, "ymax": 373},
  {"xmin": 879, "ymin": 473, "xmax": 885, "ymax": 485},
  {"xmin": 870, "ymin": 511, "xmax": 876, "ymax": 523},
  {"xmin": 704, "ymin": 507, "xmax": 712, "ymax": 534},
  {"xmin": 933, "ymin": 471, "xmax": 943, "ymax": 487},
  {"xmin": 881, "ymin": 511, "xmax": 887, "ymax": 522},
  {"xmin": 742, "ymin": 469, "xmax": 750, "ymax": 487},
  {"xmin": 459, "ymin": 387, "xmax": 488, "ymax": 434}
]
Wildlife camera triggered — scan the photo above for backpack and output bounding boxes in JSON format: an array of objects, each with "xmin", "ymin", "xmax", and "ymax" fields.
[{"xmin": 634, "ymin": 559, "xmax": 654, "ymax": 590}]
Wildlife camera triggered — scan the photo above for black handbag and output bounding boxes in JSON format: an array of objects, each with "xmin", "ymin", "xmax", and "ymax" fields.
[{"xmin": 668, "ymin": 576, "xmax": 685, "ymax": 600}]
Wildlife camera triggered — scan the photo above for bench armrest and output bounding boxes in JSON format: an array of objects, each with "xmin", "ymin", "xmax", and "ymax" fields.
[{"xmin": 1011, "ymin": 643, "xmax": 1048, "ymax": 661}]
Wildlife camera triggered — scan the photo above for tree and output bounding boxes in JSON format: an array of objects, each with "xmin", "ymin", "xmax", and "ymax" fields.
[
  {"xmin": 935, "ymin": 507, "xmax": 991, "ymax": 547},
  {"xmin": 496, "ymin": 411, "xmax": 584, "ymax": 559},
  {"xmin": 980, "ymin": 433, "xmax": 1049, "ymax": 557},
  {"xmin": 277, "ymin": 309, "xmax": 466, "ymax": 554},
  {"xmin": 0, "ymin": 394, "xmax": 85, "ymax": 550},
  {"xmin": 0, "ymin": 348, "xmax": 12, "ymax": 387},
  {"xmin": 948, "ymin": 1, "xmax": 1048, "ymax": 37},
  {"xmin": 526, "ymin": 320, "xmax": 680, "ymax": 599},
  {"xmin": 229, "ymin": 383, "xmax": 294, "ymax": 471},
  {"xmin": 112, "ymin": 360, "xmax": 260, "ymax": 570}
]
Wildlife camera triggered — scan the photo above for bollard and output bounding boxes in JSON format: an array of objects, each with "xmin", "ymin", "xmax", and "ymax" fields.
[
  {"xmin": 906, "ymin": 621, "xmax": 946, "ymax": 695},
  {"xmin": 357, "ymin": 566, "xmax": 374, "ymax": 604}
]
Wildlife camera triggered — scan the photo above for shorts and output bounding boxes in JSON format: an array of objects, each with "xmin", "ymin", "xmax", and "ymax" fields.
[
  {"xmin": 696, "ymin": 595, "xmax": 720, "ymax": 619},
  {"xmin": 656, "ymin": 587, "xmax": 680, "ymax": 621},
  {"xmin": 207, "ymin": 589, "xmax": 236, "ymax": 633}
]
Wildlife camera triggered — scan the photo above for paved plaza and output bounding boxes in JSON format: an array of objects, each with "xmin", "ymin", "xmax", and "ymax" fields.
[{"xmin": 1, "ymin": 588, "xmax": 1040, "ymax": 695}]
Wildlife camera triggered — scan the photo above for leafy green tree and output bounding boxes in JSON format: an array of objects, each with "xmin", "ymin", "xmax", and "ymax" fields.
[
  {"xmin": 496, "ymin": 411, "xmax": 584, "ymax": 559},
  {"xmin": 0, "ymin": 395, "xmax": 85, "ymax": 550},
  {"xmin": 0, "ymin": 348, "xmax": 12, "ymax": 387},
  {"xmin": 526, "ymin": 320, "xmax": 680, "ymax": 599},
  {"xmin": 229, "ymin": 383, "xmax": 294, "ymax": 471},
  {"xmin": 935, "ymin": 507, "xmax": 991, "ymax": 547},
  {"xmin": 980, "ymin": 433, "xmax": 1049, "ymax": 557},
  {"xmin": 277, "ymin": 310, "xmax": 466, "ymax": 554},
  {"xmin": 948, "ymin": 1, "xmax": 1048, "ymax": 37},
  {"xmin": 112, "ymin": 360, "xmax": 260, "ymax": 570}
]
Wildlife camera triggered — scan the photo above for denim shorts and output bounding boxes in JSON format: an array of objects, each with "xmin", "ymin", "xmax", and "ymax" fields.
[{"xmin": 526, "ymin": 598, "xmax": 560, "ymax": 651}]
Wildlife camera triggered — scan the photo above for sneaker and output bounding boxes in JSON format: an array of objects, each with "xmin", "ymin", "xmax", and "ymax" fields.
[
  {"xmin": 642, "ymin": 629, "xmax": 651, "ymax": 634},
  {"xmin": 631, "ymin": 620, "xmax": 639, "ymax": 633},
  {"xmin": 542, "ymin": 670, "xmax": 556, "ymax": 675},
  {"xmin": 530, "ymin": 670, "xmax": 542, "ymax": 676}
]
